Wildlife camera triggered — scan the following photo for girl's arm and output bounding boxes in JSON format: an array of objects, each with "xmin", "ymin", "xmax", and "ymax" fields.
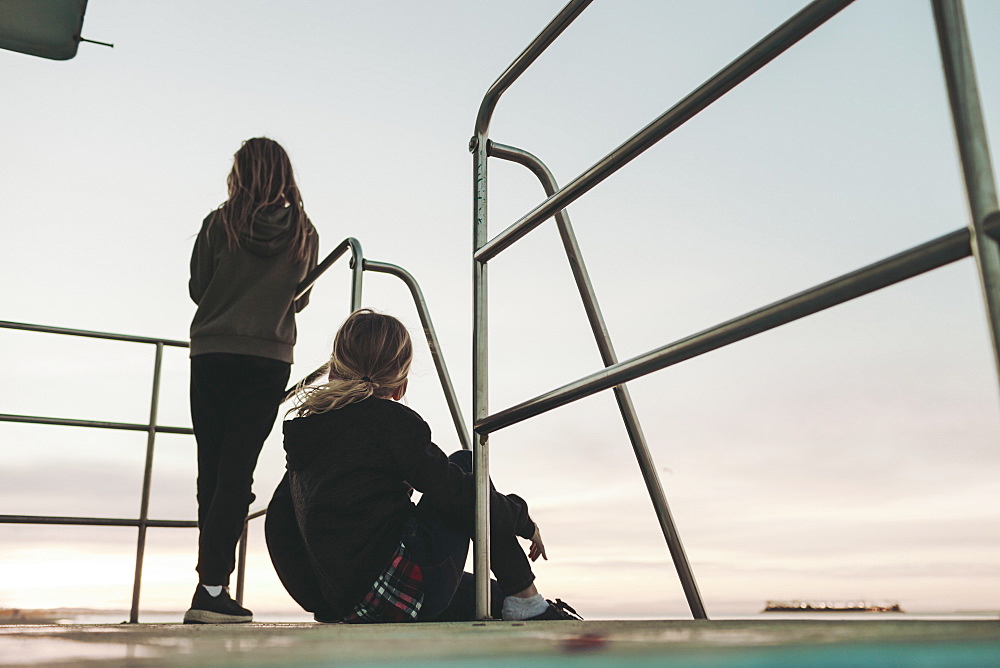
[{"xmin": 387, "ymin": 408, "xmax": 536, "ymax": 539}]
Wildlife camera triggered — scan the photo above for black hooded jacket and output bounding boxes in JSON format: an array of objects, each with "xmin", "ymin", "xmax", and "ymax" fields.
[
  {"xmin": 189, "ymin": 206, "xmax": 318, "ymax": 363},
  {"xmin": 280, "ymin": 397, "xmax": 536, "ymax": 617}
]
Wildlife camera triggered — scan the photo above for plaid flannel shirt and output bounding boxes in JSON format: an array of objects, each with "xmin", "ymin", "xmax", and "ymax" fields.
[{"xmin": 345, "ymin": 539, "xmax": 424, "ymax": 623}]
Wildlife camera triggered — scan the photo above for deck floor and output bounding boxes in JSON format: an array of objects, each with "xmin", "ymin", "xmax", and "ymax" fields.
[{"xmin": 2, "ymin": 619, "xmax": 1000, "ymax": 666}]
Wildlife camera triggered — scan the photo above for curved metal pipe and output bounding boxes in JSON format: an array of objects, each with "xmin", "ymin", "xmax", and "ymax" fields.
[
  {"xmin": 288, "ymin": 238, "xmax": 366, "ymax": 395},
  {"xmin": 488, "ymin": 140, "xmax": 707, "ymax": 619},
  {"xmin": 363, "ymin": 260, "xmax": 473, "ymax": 451},
  {"xmin": 296, "ymin": 237, "xmax": 364, "ymax": 302},
  {"xmin": 475, "ymin": 0, "xmax": 855, "ymax": 263},
  {"xmin": 473, "ymin": 0, "xmax": 593, "ymax": 140}
]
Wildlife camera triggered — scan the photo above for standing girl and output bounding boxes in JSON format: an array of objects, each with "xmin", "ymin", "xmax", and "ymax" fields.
[
  {"xmin": 185, "ymin": 137, "xmax": 318, "ymax": 624},
  {"xmin": 265, "ymin": 309, "xmax": 580, "ymax": 622}
]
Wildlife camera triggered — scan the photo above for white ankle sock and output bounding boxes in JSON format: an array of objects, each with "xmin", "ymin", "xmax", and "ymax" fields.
[
  {"xmin": 202, "ymin": 585, "xmax": 224, "ymax": 597},
  {"xmin": 501, "ymin": 594, "xmax": 548, "ymax": 621}
]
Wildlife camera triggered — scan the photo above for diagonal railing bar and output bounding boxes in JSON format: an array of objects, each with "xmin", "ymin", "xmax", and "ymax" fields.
[
  {"xmin": 476, "ymin": 221, "xmax": 985, "ymax": 437},
  {"xmin": 933, "ymin": 0, "xmax": 1000, "ymax": 383},
  {"xmin": 287, "ymin": 237, "xmax": 365, "ymax": 395},
  {"xmin": 364, "ymin": 260, "xmax": 472, "ymax": 452},
  {"xmin": 469, "ymin": 0, "xmax": 855, "ymax": 619},
  {"xmin": 475, "ymin": 0, "xmax": 855, "ymax": 264},
  {"xmin": 296, "ymin": 236, "xmax": 364, "ymax": 306},
  {"xmin": 470, "ymin": 0, "xmax": 854, "ymax": 621},
  {"xmin": 488, "ymin": 140, "xmax": 705, "ymax": 618}
]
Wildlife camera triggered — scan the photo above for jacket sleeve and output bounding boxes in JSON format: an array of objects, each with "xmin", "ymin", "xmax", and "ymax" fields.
[
  {"xmin": 294, "ymin": 227, "xmax": 319, "ymax": 313},
  {"xmin": 385, "ymin": 409, "xmax": 536, "ymax": 539},
  {"xmin": 188, "ymin": 216, "xmax": 215, "ymax": 305}
]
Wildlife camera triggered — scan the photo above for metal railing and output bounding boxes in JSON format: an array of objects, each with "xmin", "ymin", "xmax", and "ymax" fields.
[
  {"xmin": 1, "ymin": 238, "xmax": 470, "ymax": 621},
  {"xmin": 228, "ymin": 236, "xmax": 473, "ymax": 604},
  {"xmin": 469, "ymin": 0, "xmax": 1000, "ymax": 620},
  {"xmin": 233, "ymin": 241, "xmax": 472, "ymax": 605},
  {"xmin": 0, "ymin": 322, "xmax": 192, "ymax": 624}
]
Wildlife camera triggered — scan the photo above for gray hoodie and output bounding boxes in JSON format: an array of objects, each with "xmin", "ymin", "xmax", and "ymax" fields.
[{"xmin": 189, "ymin": 206, "xmax": 319, "ymax": 363}]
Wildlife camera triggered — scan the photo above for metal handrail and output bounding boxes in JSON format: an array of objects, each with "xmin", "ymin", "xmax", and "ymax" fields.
[
  {"xmin": 232, "ymin": 246, "xmax": 472, "ymax": 604},
  {"xmin": 296, "ymin": 236, "xmax": 364, "ymax": 306},
  {"xmin": 0, "ymin": 320, "xmax": 188, "ymax": 347},
  {"xmin": 469, "ymin": 3, "xmax": 599, "ymax": 612},
  {"xmin": 469, "ymin": 0, "xmax": 1000, "ymax": 622},
  {"xmin": 235, "ymin": 238, "xmax": 366, "ymax": 603},
  {"xmin": 4, "ymin": 237, "xmax": 471, "ymax": 617},
  {"xmin": 284, "ymin": 237, "xmax": 365, "ymax": 395},
  {"xmin": 487, "ymin": 140, "xmax": 705, "ymax": 618},
  {"xmin": 364, "ymin": 260, "xmax": 472, "ymax": 451},
  {"xmin": 2, "ymin": 238, "xmax": 367, "ymax": 618},
  {"xmin": 0, "ymin": 321, "xmax": 185, "ymax": 623},
  {"xmin": 476, "ymin": 220, "xmax": 989, "ymax": 436},
  {"xmin": 472, "ymin": 0, "xmax": 593, "ymax": 141},
  {"xmin": 0, "ymin": 414, "xmax": 191, "ymax": 434},
  {"xmin": 0, "ymin": 515, "xmax": 196, "ymax": 528},
  {"xmin": 475, "ymin": 0, "xmax": 854, "ymax": 263}
]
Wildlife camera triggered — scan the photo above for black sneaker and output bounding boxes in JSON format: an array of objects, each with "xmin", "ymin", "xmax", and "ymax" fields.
[
  {"xmin": 527, "ymin": 598, "xmax": 583, "ymax": 621},
  {"xmin": 183, "ymin": 586, "xmax": 253, "ymax": 624}
]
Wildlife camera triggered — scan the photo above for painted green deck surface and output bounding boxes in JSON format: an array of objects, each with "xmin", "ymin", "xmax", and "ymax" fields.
[{"xmin": 2, "ymin": 620, "xmax": 1000, "ymax": 666}]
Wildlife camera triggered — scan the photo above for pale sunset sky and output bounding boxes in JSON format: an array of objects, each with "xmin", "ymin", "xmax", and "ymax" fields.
[{"xmin": 1, "ymin": 0, "xmax": 998, "ymax": 619}]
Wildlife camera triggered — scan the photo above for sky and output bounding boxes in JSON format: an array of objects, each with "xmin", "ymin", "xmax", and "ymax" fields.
[{"xmin": 1, "ymin": 0, "xmax": 999, "ymax": 620}]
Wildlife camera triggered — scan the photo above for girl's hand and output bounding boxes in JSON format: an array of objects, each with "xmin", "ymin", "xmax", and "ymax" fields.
[{"xmin": 528, "ymin": 525, "xmax": 547, "ymax": 562}]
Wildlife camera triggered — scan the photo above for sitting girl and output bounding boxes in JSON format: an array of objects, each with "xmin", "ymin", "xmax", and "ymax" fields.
[{"xmin": 265, "ymin": 309, "xmax": 580, "ymax": 622}]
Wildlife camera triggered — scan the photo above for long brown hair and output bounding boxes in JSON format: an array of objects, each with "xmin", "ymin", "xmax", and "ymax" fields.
[
  {"xmin": 215, "ymin": 137, "xmax": 313, "ymax": 262},
  {"xmin": 289, "ymin": 309, "xmax": 413, "ymax": 417}
]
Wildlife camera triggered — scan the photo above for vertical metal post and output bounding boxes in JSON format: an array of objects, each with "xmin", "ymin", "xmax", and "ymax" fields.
[
  {"xmin": 472, "ymin": 134, "xmax": 492, "ymax": 619},
  {"xmin": 933, "ymin": 0, "xmax": 1000, "ymax": 383},
  {"xmin": 349, "ymin": 238, "xmax": 365, "ymax": 312},
  {"xmin": 468, "ymin": 1, "xmax": 594, "ymax": 618},
  {"xmin": 129, "ymin": 341, "xmax": 163, "ymax": 624},
  {"xmin": 235, "ymin": 520, "xmax": 249, "ymax": 605}
]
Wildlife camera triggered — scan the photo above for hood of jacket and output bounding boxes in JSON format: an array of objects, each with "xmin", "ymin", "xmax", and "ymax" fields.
[{"xmin": 241, "ymin": 205, "xmax": 296, "ymax": 257}]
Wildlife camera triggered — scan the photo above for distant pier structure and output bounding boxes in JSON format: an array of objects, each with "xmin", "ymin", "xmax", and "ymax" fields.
[{"xmin": 763, "ymin": 600, "xmax": 904, "ymax": 613}]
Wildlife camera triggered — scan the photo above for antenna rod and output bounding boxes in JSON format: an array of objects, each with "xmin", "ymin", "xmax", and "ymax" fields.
[{"xmin": 78, "ymin": 37, "xmax": 114, "ymax": 48}]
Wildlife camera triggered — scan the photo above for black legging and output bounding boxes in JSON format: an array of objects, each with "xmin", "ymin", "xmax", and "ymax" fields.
[{"xmin": 190, "ymin": 353, "xmax": 289, "ymax": 585}]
